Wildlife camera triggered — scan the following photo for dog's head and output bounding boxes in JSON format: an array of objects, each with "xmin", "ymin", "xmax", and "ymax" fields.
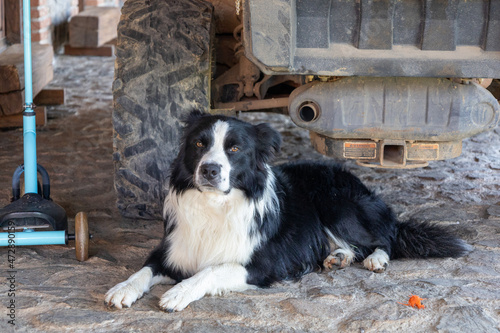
[{"xmin": 170, "ymin": 111, "xmax": 281, "ymax": 198}]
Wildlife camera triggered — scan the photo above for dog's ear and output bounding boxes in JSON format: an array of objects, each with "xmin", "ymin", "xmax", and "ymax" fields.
[
  {"xmin": 181, "ymin": 110, "xmax": 206, "ymax": 125},
  {"xmin": 255, "ymin": 123, "xmax": 282, "ymax": 170}
]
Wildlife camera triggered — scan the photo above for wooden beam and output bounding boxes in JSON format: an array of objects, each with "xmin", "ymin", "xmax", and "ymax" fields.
[
  {"xmin": 106, "ymin": 38, "xmax": 117, "ymax": 46},
  {"xmin": 0, "ymin": 44, "xmax": 54, "ymax": 115},
  {"xmin": 0, "ymin": 106, "xmax": 47, "ymax": 128},
  {"xmin": 4, "ymin": 0, "xmax": 21, "ymax": 44},
  {"xmin": 0, "ymin": 64, "xmax": 20, "ymax": 93},
  {"xmin": 64, "ymin": 44, "xmax": 114, "ymax": 57},
  {"xmin": 69, "ymin": 7, "xmax": 121, "ymax": 48},
  {"xmin": 34, "ymin": 88, "xmax": 65, "ymax": 105}
]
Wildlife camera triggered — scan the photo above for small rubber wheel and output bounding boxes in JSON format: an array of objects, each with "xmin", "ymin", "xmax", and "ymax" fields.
[{"xmin": 75, "ymin": 212, "xmax": 89, "ymax": 261}]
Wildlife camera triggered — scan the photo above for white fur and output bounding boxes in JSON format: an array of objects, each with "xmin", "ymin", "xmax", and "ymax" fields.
[
  {"xmin": 105, "ymin": 267, "xmax": 175, "ymax": 309},
  {"xmin": 363, "ymin": 248, "xmax": 390, "ymax": 272},
  {"xmin": 254, "ymin": 168, "xmax": 280, "ymax": 226},
  {"xmin": 164, "ymin": 188, "xmax": 261, "ymax": 276},
  {"xmin": 159, "ymin": 263, "xmax": 252, "ymax": 312},
  {"xmin": 323, "ymin": 228, "xmax": 356, "ymax": 269},
  {"xmin": 194, "ymin": 120, "xmax": 231, "ymax": 192},
  {"xmin": 163, "ymin": 165, "xmax": 280, "ymax": 277}
]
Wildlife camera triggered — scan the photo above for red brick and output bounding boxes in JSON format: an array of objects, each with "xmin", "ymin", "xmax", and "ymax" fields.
[
  {"xmin": 70, "ymin": 6, "xmax": 79, "ymax": 17},
  {"xmin": 85, "ymin": 0, "xmax": 105, "ymax": 6},
  {"xmin": 31, "ymin": 6, "xmax": 49, "ymax": 19},
  {"xmin": 31, "ymin": 28, "xmax": 50, "ymax": 44},
  {"xmin": 31, "ymin": 16, "xmax": 51, "ymax": 31},
  {"xmin": 86, "ymin": 0, "xmax": 120, "ymax": 6},
  {"xmin": 31, "ymin": 0, "xmax": 47, "ymax": 6}
]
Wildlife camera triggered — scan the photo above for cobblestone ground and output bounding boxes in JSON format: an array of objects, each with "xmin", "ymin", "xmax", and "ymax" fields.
[{"xmin": 0, "ymin": 55, "xmax": 499, "ymax": 333}]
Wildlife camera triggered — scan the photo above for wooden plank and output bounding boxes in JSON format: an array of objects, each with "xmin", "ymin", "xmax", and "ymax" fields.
[
  {"xmin": 0, "ymin": 44, "xmax": 54, "ymax": 115},
  {"xmin": 64, "ymin": 44, "xmax": 114, "ymax": 57},
  {"xmin": 34, "ymin": 88, "xmax": 65, "ymax": 105},
  {"xmin": 0, "ymin": 64, "xmax": 20, "ymax": 93},
  {"xmin": 105, "ymin": 38, "xmax": 117, "ymax": 46},
  {"xmin": 4, "ymin": 0, "xmax": 21, "ymax": 44},
  {"xmin": 0, "ymin": 106, "xmax": 47, "ymax": 128},
  {"xmin": 0, "ymin": 89, "xmax": 23, "ymax": 116},
  {"xmin": 69, "ymin": 7, "xmax": 121, "ymax": 48}
]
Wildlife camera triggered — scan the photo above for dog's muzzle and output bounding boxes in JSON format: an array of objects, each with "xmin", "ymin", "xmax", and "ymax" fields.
[
  {"xmin": 197, "ymin": 162, "xmax": 223, "ymax": 189},
  {"xmin": 200, "ymin": 163, "xmax": 221, "ymax": 182}
]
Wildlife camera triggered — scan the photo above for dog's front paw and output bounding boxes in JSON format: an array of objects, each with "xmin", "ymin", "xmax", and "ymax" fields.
[
  {"xmin": 363, "ymin": 248, "xmax": 389, "ymax": 273},
  {"xmin": 323, "ymin": 249, "xmax": 354, "ymax": 270},
  {"xmin": 105, "ymin": 281, "xmax": 144, "ymax": 309},
  {"xmin": 159, "ymin": 284, "xmax": 197, "ymax": 312},
  {"xmin": 105, "ymin": 267, "xmax": 155, "ymax": 309}
]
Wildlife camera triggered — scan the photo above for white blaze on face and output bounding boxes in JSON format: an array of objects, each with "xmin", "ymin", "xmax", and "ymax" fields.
[{"xmin": 195, "ymin": 120, "xmax": 232, "ymax": 193}]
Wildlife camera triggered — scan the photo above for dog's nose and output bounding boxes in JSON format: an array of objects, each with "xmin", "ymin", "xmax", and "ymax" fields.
[{"xmin": 200, "ymin": 163, "xmax": 221, "ymax": 181}]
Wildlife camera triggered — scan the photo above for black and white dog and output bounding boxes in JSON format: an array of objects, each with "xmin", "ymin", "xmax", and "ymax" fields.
[{"xmin": 105, "ymin": 111, "xmax": 469, "ymax": 312}]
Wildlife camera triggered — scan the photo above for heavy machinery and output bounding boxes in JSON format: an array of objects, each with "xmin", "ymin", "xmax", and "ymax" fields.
[{"xmin": 113, "ymin": 0, "xmax": 500, "ymax": 219}]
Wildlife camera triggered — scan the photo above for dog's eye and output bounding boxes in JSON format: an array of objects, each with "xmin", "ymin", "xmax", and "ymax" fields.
[
  {"xmin": 195, "ymin": 140, "xmax": 204, "ymax": 148},
  {"xmin": 230, "ymin": 146, "xmax": 239, "ymax": 152}
]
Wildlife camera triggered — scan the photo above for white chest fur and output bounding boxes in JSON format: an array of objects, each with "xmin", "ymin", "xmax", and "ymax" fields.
[{"xmin": 163, "ymin": 188, "xmax": 261, "ymax": 275}]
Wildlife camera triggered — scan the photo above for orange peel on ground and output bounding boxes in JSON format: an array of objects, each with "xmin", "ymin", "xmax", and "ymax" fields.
[{"xmin": 398, "ymin": 295, "xmax": 426, "ymax": 309}]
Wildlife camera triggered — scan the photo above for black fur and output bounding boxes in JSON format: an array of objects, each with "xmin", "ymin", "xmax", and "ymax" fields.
[{"xmin": 146, "ymin": 111, "xmax": 470, "ymax": 288}]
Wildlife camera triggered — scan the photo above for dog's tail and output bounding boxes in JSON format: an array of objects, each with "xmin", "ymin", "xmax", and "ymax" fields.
[{"xmin": 392, "ymin": 220, "xmax": 472, "ymax": 259}]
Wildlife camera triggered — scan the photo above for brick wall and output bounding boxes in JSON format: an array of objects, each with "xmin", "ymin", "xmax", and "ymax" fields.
[
  {"xmin": 31, "ymin": 0, "xmax": 51, "ymax": 44},
  {"xmin": 71, "ymin": 0, "xmax": 80, "ymax": 17},
  {"xmin": 85, "ymin": 0, "xmax": 120, "ymax": 7},
  {"xmin": 29, "ymin": 0, "xmax": 119, "ymax": 46}
]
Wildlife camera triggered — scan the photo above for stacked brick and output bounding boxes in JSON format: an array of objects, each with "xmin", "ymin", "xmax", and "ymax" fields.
[
  {"xmin": 30, "ymin": 0, "xmax": 51, "ymax": 44},
  {"xmin": 85, "ymin": 0, "xmax": 120, "ymax": 7}
]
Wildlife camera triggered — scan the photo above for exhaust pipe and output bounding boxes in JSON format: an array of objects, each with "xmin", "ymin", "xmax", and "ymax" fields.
[
  {"xmin": 298, "ymin": 101, "xmax": 320, "ymax": 122},
  {"xmin": 289, "ymin": 77, "xmax": 499, "ymax": 141},
  {"xmin": 288, "ymin": 77, "xmax": 499, "ymax": 168}
]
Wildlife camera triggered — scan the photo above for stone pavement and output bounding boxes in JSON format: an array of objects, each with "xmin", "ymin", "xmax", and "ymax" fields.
[{"xmin": 0, "ymin": 54, "xmax": 499, "ymax": 332}]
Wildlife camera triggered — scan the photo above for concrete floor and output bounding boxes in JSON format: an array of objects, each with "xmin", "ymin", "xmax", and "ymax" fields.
[{"xmin": 0, "ymin": 55, "xmax": 499, "ymax": 332}]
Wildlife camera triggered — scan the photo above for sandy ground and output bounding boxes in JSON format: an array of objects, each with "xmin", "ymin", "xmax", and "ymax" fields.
[{"xmin": 0, "ymin": 55, "xmax": 499, "ymax": 332}]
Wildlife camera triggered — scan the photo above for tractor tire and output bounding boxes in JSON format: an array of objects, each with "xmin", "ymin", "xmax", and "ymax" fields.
[{"xmin": 113, "ymin": 0, "xmax": 214, "ymax": 219}]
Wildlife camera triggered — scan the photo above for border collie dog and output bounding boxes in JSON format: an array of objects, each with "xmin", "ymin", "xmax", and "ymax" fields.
[{"xmin": 105, "ymin": 111, "xmax": 469, "ymax": 312}]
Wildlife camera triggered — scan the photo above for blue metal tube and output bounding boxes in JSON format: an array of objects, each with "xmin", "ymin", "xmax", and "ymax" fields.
[
  {"xmin": 0, "ymin": 231, "xmax": 67, "ymax": 246},
  {"xmin": 23, "ymin": 0, "xmax": 37, "ymax": 194},
  {"xmin": 23, "ymin": 0, "xmax": 33, "ymax": 104},
  {"xmin": 23, "ymin": 117, "xmax": 37, "ymax": 194}
]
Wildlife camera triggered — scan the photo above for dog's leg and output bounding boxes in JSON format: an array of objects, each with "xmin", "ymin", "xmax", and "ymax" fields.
[
  {"xmin": 159, "ymin": 263, "xmax": 251, "ymax": 312},
  {"xmin": 323, "ymin": 229, "xmax": 356, "ymax": 270},
  {"xmin": 105, "ymin": 245, "xmax": 176, "ymax": 309},
  {"xmin": 363, "ymin": 248, "xmax": 389, "ymax": 273},
  {"xmin": 324, "ymin": 249, "xmax": 355, "ymax": 269},
  {"xmin": 105, "ymin": 266, "xmax": 175, "ymax": 309}
]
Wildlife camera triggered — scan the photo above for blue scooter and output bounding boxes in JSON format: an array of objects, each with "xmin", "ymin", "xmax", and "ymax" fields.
[{"xmin": 0, "ymin": 0, "xmax": 90, "ymax": 261}]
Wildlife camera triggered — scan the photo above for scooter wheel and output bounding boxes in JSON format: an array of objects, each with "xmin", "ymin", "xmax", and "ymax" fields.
[{"xmin": 75, "ymin": 212, "xmax": 89, "ymax": 261}]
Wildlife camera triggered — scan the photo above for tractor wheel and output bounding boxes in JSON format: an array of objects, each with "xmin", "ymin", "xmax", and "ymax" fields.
[{"xmin": 113, "ymin": 0, "xmax": 214, "ymax": 219}]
